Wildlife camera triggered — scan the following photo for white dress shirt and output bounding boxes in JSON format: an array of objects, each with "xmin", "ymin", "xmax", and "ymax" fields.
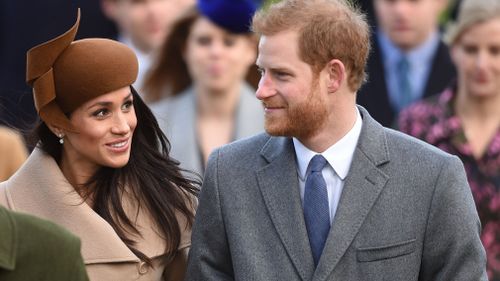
[{"xmin": 293, "ymin": 109, "xmax": 362, "ymax": 225}]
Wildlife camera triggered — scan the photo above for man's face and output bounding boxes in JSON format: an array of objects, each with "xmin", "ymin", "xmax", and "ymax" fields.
[
  {"xmin": 255, "ymin": 30, "xmax": 330, "ymax": 140},
  {"xmin": 104, "ymin": 0, "xmax": 194, "ymax": 53},
  {"xmin": 374, "ymin": 0, "xmax": 446, "ymax": 50}
]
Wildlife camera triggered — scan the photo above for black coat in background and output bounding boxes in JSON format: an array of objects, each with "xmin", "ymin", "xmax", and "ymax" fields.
[{"xmin": 356, "ymin": 36, "xmax": 456, "ymax": 128}]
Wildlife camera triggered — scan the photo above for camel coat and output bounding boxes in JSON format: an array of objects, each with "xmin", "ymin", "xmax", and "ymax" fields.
[{"xmin": 0, "ymin": 147, "xmax": 192, "ymax": 281}]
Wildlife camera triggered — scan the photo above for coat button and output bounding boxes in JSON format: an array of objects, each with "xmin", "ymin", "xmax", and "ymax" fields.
[{"xmin": 138, "ymin": 261, "xmax": 149, "ymax": 275}]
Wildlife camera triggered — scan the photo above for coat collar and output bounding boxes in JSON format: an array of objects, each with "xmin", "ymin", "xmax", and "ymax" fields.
[
  {"xmin": 1, "ymin": 148, "xmax": 167, "ymax": 264},
  {"xmin": 0, "ymin": 206, "xmax": 16, "ymax": 270},
  {"xmin": 257, "ymin": 106, "xmax": 390, "ymax": 281}
]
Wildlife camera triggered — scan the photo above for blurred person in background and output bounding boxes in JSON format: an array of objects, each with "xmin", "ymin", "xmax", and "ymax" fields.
[
  {"xmin": 101, "ymin": 0, "xmax": 195, "ymax": 90},
  {"xmin": 0, "ymin": 10, "xmax": 199, "ymax": 281},
  {"xmin": 146, "ymin": 0, "xmax": 264, "ymax": 177},
  {"xmin": 357, "ymin": 0, "xmax": 456, "ymax": 127},
  {"xmin": 398, "ymin": 0, "xmax": 500, "ymax": 278},
  {"xmin": 0, "ymin": 126, "xmax": 27, "ymax": 182}
]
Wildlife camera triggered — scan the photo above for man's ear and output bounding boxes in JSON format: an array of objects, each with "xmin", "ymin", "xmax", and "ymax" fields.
[{"xmin": 325, "ymin": 59, "xmax": 346, "ymax": 94}]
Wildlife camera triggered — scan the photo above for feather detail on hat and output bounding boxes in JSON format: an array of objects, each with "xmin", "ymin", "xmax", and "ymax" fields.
[{"xmin": 26, "ymin": 9, "xmax": 80, "ymax": 132}]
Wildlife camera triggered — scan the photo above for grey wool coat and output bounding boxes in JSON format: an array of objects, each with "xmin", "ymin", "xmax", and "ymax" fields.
[
  {"xmin": 185, "ymin": 106, "xmax": 487, "ymax": 281},
  {"xmin": 150, "ymin": 83, "xmax": 264, "ymax": 177}
]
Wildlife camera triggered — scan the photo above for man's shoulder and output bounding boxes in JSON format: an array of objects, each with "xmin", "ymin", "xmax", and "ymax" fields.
[
  {"xmin": 218, "ymin": 132, "xmax": 273, "ymax": 155},
  {"xmin": 383, "ymin": 126, "xmax": 455, "ymax": 162}
]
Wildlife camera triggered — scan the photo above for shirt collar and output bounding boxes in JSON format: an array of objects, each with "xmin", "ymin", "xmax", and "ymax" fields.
[
  {"xmin": 377, "ymin": 29, "xmax": 440, "ymax": 68},
  {"xmin": 293, "ymin": 108, "xmax": 363, "ymax": 181}
]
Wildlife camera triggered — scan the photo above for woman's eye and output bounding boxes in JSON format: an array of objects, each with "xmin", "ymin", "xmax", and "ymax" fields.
[
  {"xmin": 197, "ymin": 36, "xmax": 211, "ymax": 46},
  {"xmin": 92, "ymin": 109, "xmax": 109, "ymax": 118},
  {"xmin": 122, "ymin": 101, "xmax": 133, "ymax": 111},
  {"xmin": 224, "ymin": 37, "xmax": 237, "ymax": 47}
]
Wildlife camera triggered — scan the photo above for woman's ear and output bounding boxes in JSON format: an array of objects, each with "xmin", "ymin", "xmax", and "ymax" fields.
[
  {"xmin": 46, "ymin": 123, "xmax": 64, "ymax": 138},
  {"xmin": 325, "ymin": 59, "xmax": 346, "ymax": 94}
]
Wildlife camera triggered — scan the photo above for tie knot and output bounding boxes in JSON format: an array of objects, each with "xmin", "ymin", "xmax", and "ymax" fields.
[{"xmin": 309, "ymin": 155, "xmax": 327, "ymax": 173}]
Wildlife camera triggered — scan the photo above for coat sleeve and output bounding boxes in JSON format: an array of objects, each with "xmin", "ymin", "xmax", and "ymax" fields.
[
  {"xmin": 185, "ymin": 148, "xmax": 234, "ymax": 281},
  {"xmin": 419, "ymin": 155, "xmax": 487, "ymax": 280}
]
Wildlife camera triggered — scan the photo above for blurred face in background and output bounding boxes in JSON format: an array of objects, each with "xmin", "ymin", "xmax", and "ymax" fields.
[
  {"xmin": 103, "ymin": 0, "xmax": 194, "ymax": 53},
  {"xmin": 374, "ymin": 0, "xmax": 446, "ymax": 50},
  {"xmin": 59, "ymin": 87, "xmax": 137, "ymax": 177},
  {"xmin": 451, "ymin": 17, "xmax": 500, "ymax": 99},
  {"xmin": 183, "ymin": 17, "xmax": 256, "ymax": 94}
]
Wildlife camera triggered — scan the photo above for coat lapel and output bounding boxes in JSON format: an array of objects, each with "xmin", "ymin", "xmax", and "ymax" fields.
[
  {"xmin": 1, "ymin": 148, "xmax": 166, "ymax": 265},
  {"xmin": 313, "ymin": 107, "xmax": 390, "ymax": 281},
  {"xmin": 256, "ymin": 137, "xmax": 315, "ymax": 281}
]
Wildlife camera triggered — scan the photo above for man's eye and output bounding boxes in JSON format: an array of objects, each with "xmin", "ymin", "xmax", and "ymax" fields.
[{"xmin": 275, "ymin": 72, "xmax": 289, "ymax": 80}]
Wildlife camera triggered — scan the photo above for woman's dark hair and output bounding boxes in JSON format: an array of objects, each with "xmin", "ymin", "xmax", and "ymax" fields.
[
  {"xmin": 34, "ymin": 87, "xmax": 200, "ymax": 266},
  {"xmin": 143, "ymin": 6, "xmax": 260, "ymax": 103}
]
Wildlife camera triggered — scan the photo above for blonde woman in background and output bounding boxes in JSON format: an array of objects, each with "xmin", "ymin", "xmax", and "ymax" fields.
[{"xmin": 398, "ymin": 0, "xmax": 500, "ymax": 278}]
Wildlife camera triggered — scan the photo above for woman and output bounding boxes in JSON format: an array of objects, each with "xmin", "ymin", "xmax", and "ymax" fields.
[
  {"xmin": 398, "ymin": 0, "xmax": 500, "ymax": 278},
  {"xmin": 144, "ymin": 0, "xmax": 264, "ymax": 176},
  {"xmin": 0, "ymin": 10, "xmax": 198, "ymax": 281}
]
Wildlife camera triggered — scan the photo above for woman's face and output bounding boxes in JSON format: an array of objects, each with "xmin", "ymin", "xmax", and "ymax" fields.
[
  {"xmin": 451, "ymin": 17, "xmax": 500, "ymax": 98},
  {"xmin": 184, "ymin": 17, "xmax": 256, "ymax": 93},
  {"xmin": 61, "ymin": 86, "xmax": 137, "ymax": 175}
]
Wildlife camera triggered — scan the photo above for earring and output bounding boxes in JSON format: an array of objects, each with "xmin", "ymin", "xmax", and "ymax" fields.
[{"xmin": 58, "ymin": 134, "xmax": 64, "ymax": 144}]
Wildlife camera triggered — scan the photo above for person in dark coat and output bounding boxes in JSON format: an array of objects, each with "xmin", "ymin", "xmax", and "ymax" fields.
[{"xmin": 357, "ymin": 0, "xmax": 456, "ymax": 127}]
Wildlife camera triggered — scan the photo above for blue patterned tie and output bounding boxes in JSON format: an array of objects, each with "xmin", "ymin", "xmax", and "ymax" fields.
[
  {"xmin": 396, "ymin": 56, "xmax": 413, "ymax": 110},
  {"xmin": 304, "ymin": 154, "xmax": 330, "ymax": 266}
]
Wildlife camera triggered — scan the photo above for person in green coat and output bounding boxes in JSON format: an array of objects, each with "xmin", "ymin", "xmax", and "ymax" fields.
[{"xmin": 0, "ymin": 205, "xmax": 89, "ymax": 281}]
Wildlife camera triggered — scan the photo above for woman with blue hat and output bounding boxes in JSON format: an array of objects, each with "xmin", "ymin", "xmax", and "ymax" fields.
[{"xmin": 145, "ymin": 0, "xmax": 264, "ymax": 177}]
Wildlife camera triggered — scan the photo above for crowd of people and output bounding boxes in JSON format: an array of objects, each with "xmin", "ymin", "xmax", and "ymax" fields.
[{"xmin": 0, "ymin": 0, "xmax": 498, "ymax": 280}]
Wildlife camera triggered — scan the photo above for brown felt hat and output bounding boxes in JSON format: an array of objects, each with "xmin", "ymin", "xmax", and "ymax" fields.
[{"xmin": 26, "ymin": 9, "xmax": 138, "ymax": 132}]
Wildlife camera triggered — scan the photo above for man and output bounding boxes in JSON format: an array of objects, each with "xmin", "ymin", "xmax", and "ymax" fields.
[
  {"xmin": 101, "ymin": 0, "xmax": 194, "ymax": 90},
  {"xmin": 0, "ymin": 205, "xmax": 89, "ymax": 280},
  {"xmin": 356, "ymin": 0, "xmax": 456, "ymax": 127},
  {"xmin": 185, "ymin": 0, "xmax": 487, "ymax": 280}
]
